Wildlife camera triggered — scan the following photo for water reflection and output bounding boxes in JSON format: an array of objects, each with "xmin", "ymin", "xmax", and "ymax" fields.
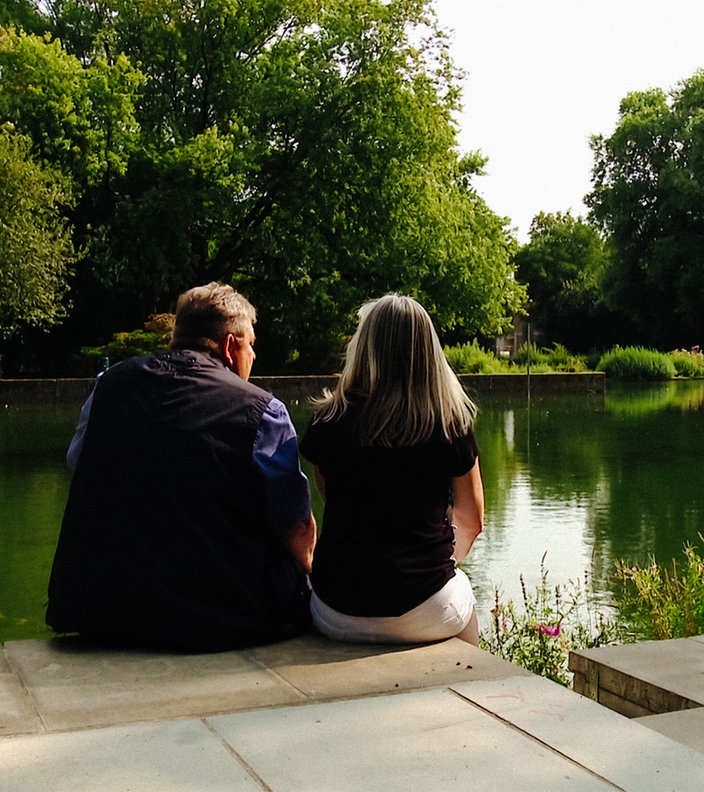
[
  {"xmin": 2, "ymin": 380, "xmax": 703, "ymax": 640},
  {"xmin": 467, "ymin": 380, "xmax": 704, "ymax": 626}
]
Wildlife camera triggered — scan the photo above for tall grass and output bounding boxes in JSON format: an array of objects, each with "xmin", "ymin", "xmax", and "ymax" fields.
[
  {"xmin": 443, "ymin": 340, "xmax": 509, "ymax": 374},
  {"xmin": 597, "ymin": 347, "xmax": 677, "ymax": 380},
  {"xmin": 669, "ymin": 348, "xmax": 704, "ymax": 378},
  {"xmin": 615, "ymin": 538, "xmax": 704, "ymax": 640}
]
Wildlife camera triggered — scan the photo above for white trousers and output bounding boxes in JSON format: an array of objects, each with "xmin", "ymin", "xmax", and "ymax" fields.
[{"xmin": 310, "ymin": 569, "xmax": 476, "ymax": 644}]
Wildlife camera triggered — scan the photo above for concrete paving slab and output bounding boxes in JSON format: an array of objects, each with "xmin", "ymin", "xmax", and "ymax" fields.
[
  {"xmin": 208, "ymin": 687, "xmax": 617, "ymax": 791},
  {"xmin": 0, "ymin": 650, "xmax": 42, "ymax": 737},
  {"xmin": 451, "ymin": 674, "xmax": 704, "ymax": 791},
  {"xmin": 248, "ymin": 633, "xmax": 528, "ymax": 700},
  {"xmin": 3, "ymin": 638, "xmax": 306, "ymax": 733},
  {"xmin": 0, "ymin": 718, "xmax": 263, "ymax": 792},
  {"xmin": 637, "ymin": 707, "xmax": 704, "ymax": 754}
]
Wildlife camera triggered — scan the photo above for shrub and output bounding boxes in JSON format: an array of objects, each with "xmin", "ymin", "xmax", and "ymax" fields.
[
  {"xmin": 444, "ymin": 340, "xmax": 508, "ymax": 374},
  {"xmin": 615, "ymin": 538, "xmax": 704, "ymax": 640},
  {"xmin": 481, "ymin": 555, "xmax": 624, "ymax": 686},
  {"xmin": 512, "ymin": 342, "xmax": 549, "ymax": 369},
  {"xmin": 597, "ymin": 346, "xmax": 677, "ymax": 380},
  {"xmin": 80, "ymin": 314, "xmax": 175, "ymax": 368},
  {"xmin": 512, "ymin": 343, "xmax": 587, "ymax": 373},
  {"xmin": 669, "ymin": 348, "xmax": 704, "ymax": 378}
]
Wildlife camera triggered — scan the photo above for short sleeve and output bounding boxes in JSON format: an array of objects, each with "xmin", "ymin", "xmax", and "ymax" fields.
[
  {"xmin": 449, "ymin": 430, "xmax": 479, "ymax": 477},
  {"xmin": 252, "ymin": 397, "xmax": 312, "ymax": 535},
  {"xmin": 299, "ymin": 418, "xmax": 325, "ymax": 466}
]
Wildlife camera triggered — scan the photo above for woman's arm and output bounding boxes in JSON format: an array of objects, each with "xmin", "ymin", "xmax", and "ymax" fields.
[{"xmin": 450, "ymin": 461, "xmax": 484, "ymax": 564}]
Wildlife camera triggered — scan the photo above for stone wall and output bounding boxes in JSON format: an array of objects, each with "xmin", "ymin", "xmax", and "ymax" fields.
[{"xmin": 0, "ymin": 372, "xmax": 604, "ymax": 405}]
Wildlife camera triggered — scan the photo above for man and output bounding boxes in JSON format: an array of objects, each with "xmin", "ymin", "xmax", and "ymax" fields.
[{"xmin": 47, "ymin": 283, "xmax": 316, "ymax": 652}]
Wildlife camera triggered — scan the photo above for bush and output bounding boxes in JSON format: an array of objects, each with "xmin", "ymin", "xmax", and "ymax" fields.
[
  {"xmin": 444, "ymin": 340, "xmax": 508, "ymax": 374},
  {"xmin": 80, "ymin": 314, "xmax": 175, "ymax": 368},
  {"xmin": 615, "ymin": 538, "xmax": 704, "ymax": 640},
  {"xmin": 597, "ymin": 346, "xmax": 677, "ymax": 380},
  {"xmin": 669, "ymin": 348, "xmax": 704, "ymax": 378}
]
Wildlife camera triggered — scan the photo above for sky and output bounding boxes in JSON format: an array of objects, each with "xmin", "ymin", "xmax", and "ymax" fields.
[{"xmin": 432, "ymin": 0, "xmax": 704, "ymax": 241}]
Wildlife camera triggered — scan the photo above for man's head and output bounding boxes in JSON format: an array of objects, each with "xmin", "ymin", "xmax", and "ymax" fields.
[{"xmin": 171, "ymin": 282, "xmax": 257, "ymax": 379}]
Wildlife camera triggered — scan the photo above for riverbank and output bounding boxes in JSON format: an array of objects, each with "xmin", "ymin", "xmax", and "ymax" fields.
[
  {"xmin": 0, "ymin": 371, "xmax": 605, "ymax": 405},
  {"xmin": 2, "ymin": 632, "xmax": 703, "ymax": 790}
]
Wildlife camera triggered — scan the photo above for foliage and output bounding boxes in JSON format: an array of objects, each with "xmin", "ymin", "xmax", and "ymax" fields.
[
  {"xmin": 481, "ymin": 555, "xmax": 625, "ymax": 686},
  {"xmin": 0, "ymin": 0, "xmax": 48, "ymax": 33},
  {"xmin": 0, "ymin": 1, "xmax": 526, "ymax": 374},
  {"xmin": 79, "ymin": 313, "xmax": 174, "ymax": 366},
  {"xmin": 514, "ymin": 212, "xmax": 614, "ymax": 351},
  {"xmin": 0, "ymin": 127, "xmax": 75, "ymax": 330},
  {"xmin": 615, "ymin": 539, "xmax": 704, "ymax": 640},
  {"xmin": 443, "ymin": 339, "xmax": 508, "ymax": 374},
  {"xmin": 669, "ymin": 348, "xmax": 704, "ymax": 378},
  {"xmin": 587, "ymin": 72, "xmax": 704, "ymax": 349},
  {"xmin": 512, "ymin": 342, "xmax": 587, "ymax": 372},
  {"xmin": 597, "ymin": 347, "xmax": 677, "ymax": 380}
]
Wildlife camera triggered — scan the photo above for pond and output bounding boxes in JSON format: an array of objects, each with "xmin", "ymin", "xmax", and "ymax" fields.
[{"xmin": 2, "ymin": 380, "xmax": 703, "ymax": 643}]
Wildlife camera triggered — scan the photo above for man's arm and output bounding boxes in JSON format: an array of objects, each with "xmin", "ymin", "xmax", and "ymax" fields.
[
  {"xmin": 283, "ymin": 513, "xmax": 317, "ymax": 574},
  {"xmin": 252, "ymin": 398, "xmax": 316, "ymax": 571},
  {"xmin": 66, "ymin": 383, "xmax": 99, "ymax": 470}
]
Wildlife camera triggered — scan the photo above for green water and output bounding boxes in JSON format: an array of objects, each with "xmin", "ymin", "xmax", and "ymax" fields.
[{"xmin": 2, "ymin": 380, "xmax": 703, "ymax": 642}]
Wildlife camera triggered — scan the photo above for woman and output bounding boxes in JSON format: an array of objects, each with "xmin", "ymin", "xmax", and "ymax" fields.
[{"xmin": 300, "ymin": 294, "xmax": 484, "ymax": 644}]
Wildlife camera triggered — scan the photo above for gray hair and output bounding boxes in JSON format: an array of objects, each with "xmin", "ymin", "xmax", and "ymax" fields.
[{"xmin": 171, "ymin": 282, "xmax": 256, "ymax": 352}]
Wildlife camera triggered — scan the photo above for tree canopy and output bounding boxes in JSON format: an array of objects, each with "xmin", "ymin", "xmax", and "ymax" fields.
[
  {"xmin": 587, "ymin": 72, "xmax": 704, "ymax": 349},
  {"xmin": 0, "ymin": 0, "xmax": 524, "ymax": 374},
  {"xmin": 514, "ymin": 212, "xmax": 614, "ymax": 352},
  {"xmin": 0, "ymin": 128, "xmax": 75, "ymax": 330}
]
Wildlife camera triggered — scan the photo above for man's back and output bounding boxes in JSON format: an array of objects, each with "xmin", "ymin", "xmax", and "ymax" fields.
[{"xmin": 47, "ymin": 349, "xmax": 310, "ymax": 651}]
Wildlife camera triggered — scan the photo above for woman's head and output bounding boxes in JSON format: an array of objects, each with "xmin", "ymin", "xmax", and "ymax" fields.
[
  {"xmin": 343, "ymin": 294, "xmax": 445, "ymax": 399},
  {"xmin": 318, "ymin": 294, "xmax": 476, "ymax": 446}
]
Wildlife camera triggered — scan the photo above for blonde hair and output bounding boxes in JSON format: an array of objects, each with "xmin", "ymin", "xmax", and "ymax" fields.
[
  {"xmin": 312, "ymin": 294, "xmax": 476, "ymax": 446},
  {"xmin": 171, "ymin": 282, "xmax": 255, "ymax": 352}
]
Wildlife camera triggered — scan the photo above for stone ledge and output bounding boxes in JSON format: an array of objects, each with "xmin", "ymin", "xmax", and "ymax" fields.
[
  {"xmin": 1, "ymin": 633, "xmax": 529, "ymax": 736},
  {"xmin": 569, "ymin": 636, "xmax": 704, "ymax": 717}
]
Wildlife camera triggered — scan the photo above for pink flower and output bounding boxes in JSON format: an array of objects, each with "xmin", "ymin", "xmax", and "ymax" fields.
[{"xmin": 535, "ymin": 623, "xmax": 562, "ymax": 637}]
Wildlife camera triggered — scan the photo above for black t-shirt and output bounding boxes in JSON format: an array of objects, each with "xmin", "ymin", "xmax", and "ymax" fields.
[{"xmin": 300, "ymin": 404, "xmax": 478, "ymax": 616}]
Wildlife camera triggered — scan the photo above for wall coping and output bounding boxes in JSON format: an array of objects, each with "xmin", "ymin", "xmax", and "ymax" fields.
[{"xmin": 0, "ymin": 372, "xmax": 605, "ymax": 405}]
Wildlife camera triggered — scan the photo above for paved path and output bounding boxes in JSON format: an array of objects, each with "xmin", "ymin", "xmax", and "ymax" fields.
[{"xmin": 2, "ymin": 633, "xmax": 703, "ymax": 791}]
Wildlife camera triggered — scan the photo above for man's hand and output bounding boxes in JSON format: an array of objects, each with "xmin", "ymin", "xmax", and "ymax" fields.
[{"xmin": 285, "ymin": 513, "xmax": 317, "ymax": 574}]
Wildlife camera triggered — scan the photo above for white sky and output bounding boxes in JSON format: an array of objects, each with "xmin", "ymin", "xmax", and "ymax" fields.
[{"xmin": 433, "ymin": 0, "xmax": 704, "ymax": 241}]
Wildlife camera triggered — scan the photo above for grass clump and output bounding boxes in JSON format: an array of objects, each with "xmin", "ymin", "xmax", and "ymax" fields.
[
  {"xmin": 444, "ymin": 340, "xmax": 508, "ymax": 374},
  {"xmin": 615, "ymin": 538, "xmax": 704, "ymax": 640},
  {"xmin": 513, "ymin": 342, "xmax": 587, "ymax": 372},
  {"xmin": 597, "ymin": 346, "xmax": 677, "ymax": 380},
  {"xmin": 669, "ymin": 348, "xmax": 704, "ymax": 378}
]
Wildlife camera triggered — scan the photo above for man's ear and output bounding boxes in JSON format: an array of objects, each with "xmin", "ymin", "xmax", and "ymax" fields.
[{"xmin": 220, "ymin": 333, "xmax": 237, "ymax": 370}]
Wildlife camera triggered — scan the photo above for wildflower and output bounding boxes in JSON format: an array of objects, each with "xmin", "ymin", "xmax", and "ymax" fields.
[{"xmin": 534, "ymin": 623, "xmax": 561, "ymax": 637}]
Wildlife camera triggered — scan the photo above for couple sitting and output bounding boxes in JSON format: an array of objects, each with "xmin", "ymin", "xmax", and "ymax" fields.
[{"xmin": 47, "ymin": 284, "xmax": 483, "ymax": 652}]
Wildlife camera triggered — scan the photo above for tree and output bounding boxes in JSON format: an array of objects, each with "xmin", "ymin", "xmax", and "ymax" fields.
[
  {"xmin": 0, "ymin": 0, "xmax": 48, "ymax": 33},
  {"xmin": 514, "ymin": 212, "xmax": 614, "ymax": 351},
  {"xmin": 587, "ymin": 72, "xmax": 704, "ymax": 349},
  {"xmin": 0, "ymin": 129, "xmax": 75, "ymax": 332},
  {"xmin": 1, "ymin": 1, "xmax": 525, "ymax": 373}
]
